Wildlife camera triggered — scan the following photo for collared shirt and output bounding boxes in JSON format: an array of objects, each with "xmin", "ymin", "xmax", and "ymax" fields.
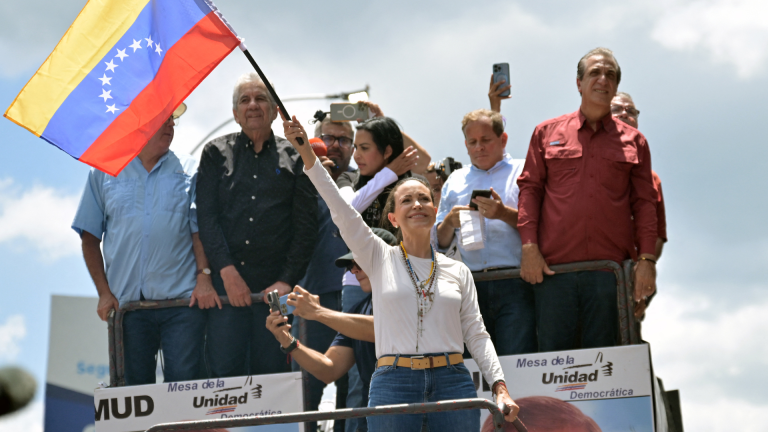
[
  {"xmin": 436, "ymin": 154, "xmax": 525, "ymax": 271},
  {"xmin": 517, "ymin": 110, "xmax": 657, "ymax": 265},
  {"xmin": 71, "ymin": 151, "xmax": 198, "ymax": 307},
  {"xmin": 196, "ymin": 131, "xmax": 318, "ymax": 290},
  {"xmin": 330, "ymin": 293, "xmax": 375, "ymax": 407}
]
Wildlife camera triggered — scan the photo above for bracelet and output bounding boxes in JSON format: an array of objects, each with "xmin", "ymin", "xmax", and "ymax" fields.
[
  {"xmin": 280, "ymin": 337, "xmax": 299, "ymax": 354},
  {"xmin": 492, "ymin": 379, "xmax": 507, "ymax": 395},
  {"xmin": 639, "ymin": 257, "xmax": 657, "ymax": 265}
]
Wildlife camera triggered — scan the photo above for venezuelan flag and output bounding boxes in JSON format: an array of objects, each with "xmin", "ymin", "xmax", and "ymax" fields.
[{"xmin": 4, "ymin": 0, "xmax": 241, "ymax": 176}]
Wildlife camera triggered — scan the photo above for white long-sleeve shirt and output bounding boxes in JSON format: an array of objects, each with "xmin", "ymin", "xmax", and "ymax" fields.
[
  {"xmin": 338, "ymin": 167, "xmax": 398, "ymax": 287},
  {"xmin": 305, "ymin": 158, "xmax": 504, "ymax": 386}
]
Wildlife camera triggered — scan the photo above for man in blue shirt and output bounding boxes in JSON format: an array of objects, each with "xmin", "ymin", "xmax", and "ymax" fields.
[
  {"xmin": 435, "ymin": 109, "xmax": 536, "ymax": 355},
  {"xmin": 72, "ymin": 105, "xmax": 219, "ymax": 385}
]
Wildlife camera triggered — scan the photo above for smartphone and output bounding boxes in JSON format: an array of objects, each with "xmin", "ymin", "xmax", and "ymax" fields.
[
  {"xmin": 493, "ymin": 63, "xmax": 511, "ymax": 97},
  {"xmin": 279, "ymin": 294, "xmax": 296, "ymax": 315},
  {"xmin": 266, "ymin": 289, "xmax": 286, "ymax": 326},
  {"xmin": 330, "ymin": 102, "xmax": 370, "ymax": 122},
  {"xmin": 469, "ymin": 189, "xmax": 492, "ymax": 211}
]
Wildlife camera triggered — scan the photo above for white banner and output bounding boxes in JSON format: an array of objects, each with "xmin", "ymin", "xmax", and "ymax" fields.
[
  {"xmin": 94, "ymin": 373, "xmax": 303, "ymax": 432},
  {"xmin": 466, "ymin": 345, "xmax": 656, "ymax": 432}
]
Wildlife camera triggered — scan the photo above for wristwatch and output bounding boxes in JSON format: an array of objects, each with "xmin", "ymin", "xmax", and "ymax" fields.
[
  {"xmin": 280, "ymin": 336, "xmax": 299, "ymax": 354},
  {"xmin": 196, "ymin": 268, "xmax": 212, "ymax": 276}
]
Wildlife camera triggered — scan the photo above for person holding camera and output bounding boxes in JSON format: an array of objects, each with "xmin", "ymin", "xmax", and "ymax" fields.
[
  {"xmin": 267, "ymin": 228, "xmax": 397, "ymax": 432},
  {"xmin": 279, "ymin": 110, "xmax": 519, "ymax": 431},
  {"xmin": 435, "ymin": 109, "xmax": 537, "ymax": 356}
]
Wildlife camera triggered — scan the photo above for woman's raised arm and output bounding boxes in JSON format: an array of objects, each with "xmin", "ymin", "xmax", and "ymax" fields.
[{"xmin": 279, "ymin": 109, "xmax": 387, "ymax": 275}]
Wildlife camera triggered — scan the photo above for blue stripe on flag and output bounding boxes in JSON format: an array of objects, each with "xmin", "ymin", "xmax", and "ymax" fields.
[{"xmin": 41, "ymin": 0, "xmax": 207, "ymax": 158}]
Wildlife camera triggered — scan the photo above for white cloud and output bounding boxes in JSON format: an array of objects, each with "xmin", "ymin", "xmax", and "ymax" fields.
[
  {"xmin": 643, "ymin": 287, "xmax": 768, "ymax": 431},
  {"xmin": 0, "ymin": 179, "xmax": 81, "ymax": 261},
  {"xmin": 651, "ymin": 0, "xmax": 768, "ymax": 78},
  {"xmin": 0, "ymin": 314, "xmax": 26, "ymax": 362},
  {"xmin": 0, "ymin": 400, "xmax": 43, "ymax": 432}
]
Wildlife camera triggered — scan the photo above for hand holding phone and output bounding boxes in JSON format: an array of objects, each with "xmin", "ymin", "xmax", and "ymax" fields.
[
  {"xmin": 330, "ymin": 103, "xmax": 371, "ymax": 122},
  {"xmin": 492, "ymin": 63, "xmax": 511, "ymax": 98},
  {"xmin": 469, "ymin": 189, "xmax": 492, "ymax": 210},
  {"xmin": 279, "ymin": 294, "xmax": 296, "ymax": 315}
]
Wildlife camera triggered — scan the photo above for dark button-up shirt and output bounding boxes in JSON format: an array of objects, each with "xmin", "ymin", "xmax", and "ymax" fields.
[
  {"xmin": 517, "ymin": 110, "xmax": 657, "ymax": 265},
  {"xmin": 196, "ymin": 131, "xmax": 318, "ymax": 291},
  {"xmin": 298, "ymin": 195, "xmax": 348, "ymax": 295}
]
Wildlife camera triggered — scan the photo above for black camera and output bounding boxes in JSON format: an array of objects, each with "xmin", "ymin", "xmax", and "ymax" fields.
[{"xmin": 434, "ymin": 157, "xmax": 463, "ymax": 181}]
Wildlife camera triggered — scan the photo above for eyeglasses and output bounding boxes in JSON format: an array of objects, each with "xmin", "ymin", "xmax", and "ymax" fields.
[
  {"xmin": 320, "ymin": 134, "xmax": 353, "ymax": 149},
  {"xmin": 345, "ymin": 261, "xmax": 361, "ymax": 272},
  {"xmin": 610, "ymin": 104, "xmax": 640, "ymax": 118}
]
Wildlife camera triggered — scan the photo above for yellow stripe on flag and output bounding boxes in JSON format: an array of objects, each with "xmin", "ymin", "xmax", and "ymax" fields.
[{"xmin": 4, "ymin": 0, "xmax": 150, "ymax": 136}]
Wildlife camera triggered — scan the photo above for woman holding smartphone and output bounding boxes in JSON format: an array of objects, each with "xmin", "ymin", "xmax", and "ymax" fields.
[{"xmin": 280, "ymin": 111, "xmax": 519, "ymax": 431}]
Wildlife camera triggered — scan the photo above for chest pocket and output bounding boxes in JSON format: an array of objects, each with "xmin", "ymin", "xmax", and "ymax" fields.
[
  {"xmin": 157, "ymin": 173, "xmax": 191, "ymax": 214},
  {"xmin": 104, "ymin": 179, "xmax": 136, "ymax": 219},
  {"xmin": 544, "ymin": 139, "xmax": 582, "ymax": 186},
  {"xmin": 599, "ymin": 142, "xmax": 638, "ymax": 195}
]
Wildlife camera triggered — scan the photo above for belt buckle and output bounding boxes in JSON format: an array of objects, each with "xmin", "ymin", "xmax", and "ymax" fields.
[{"xmin": 410, "ymin": 356, "xmax": 427, "ymax": 370}]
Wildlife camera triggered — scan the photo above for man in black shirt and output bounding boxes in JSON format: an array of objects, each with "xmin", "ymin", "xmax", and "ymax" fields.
[{"xmin": 196, "ymin": 73, "xmax": 318, "ymax": 377}]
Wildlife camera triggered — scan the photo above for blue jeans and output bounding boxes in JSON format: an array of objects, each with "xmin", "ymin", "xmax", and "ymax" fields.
[
  {"xmin": 342, "ymin": 285, "xmax": 368, "ymax": 432},
  {"xmin": 123, "ymin": 307, "xmax": 206, "ymax": 385},
  {"xmin": 205, "ymin": 274, "xmax": 292, "ymax": 377},
  {"xmin": 291, "ymin": 291, "xmax": 344, "ymax": 431},
  {"xmin": 474, "ymin": 278, "xmax": 537, "ymax": 355},
  {"xmin": 367, "ymin": 355, "xmax": 479, "ymax": 432},
  {"xmin": 532, "ymin": 271, "xmax": 618, "ymax": 352}
]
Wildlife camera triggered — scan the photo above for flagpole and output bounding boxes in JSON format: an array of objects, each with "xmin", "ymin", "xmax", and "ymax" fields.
[
  {"xmin": 240, "ymin": 48, "xmax": 304, "ymax": 146},
  {"xmin": 202, "ymin": 0, "xmax": 304, "ymax": 145}
]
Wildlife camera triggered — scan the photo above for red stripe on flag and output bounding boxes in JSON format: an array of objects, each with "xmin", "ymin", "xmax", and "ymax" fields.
[{"xmin": 79, "ymin": 12, "xmax": 239, "ymax": 176}]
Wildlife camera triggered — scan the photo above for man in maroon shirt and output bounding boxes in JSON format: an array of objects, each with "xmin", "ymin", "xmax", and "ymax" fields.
[
  {"xmin": 517, "ymin": 47, "xmax": 658, "ymax": 351},
  {"xmin": 611, "ymin": 91, "xmax": 668, "ymax": 319}
]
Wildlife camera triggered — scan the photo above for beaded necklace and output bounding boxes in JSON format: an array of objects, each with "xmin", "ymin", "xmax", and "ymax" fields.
[{"xmin": 399, "ymin": 241, "xmax": 438, "ymax": 352}]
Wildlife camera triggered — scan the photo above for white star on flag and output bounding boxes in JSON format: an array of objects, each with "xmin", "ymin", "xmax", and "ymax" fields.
[
  {"xmin": 145, "ymin": 35, "xmax": 154, "ymax": 48},
  {"xmin": 106, "ymin": 104, "xmax": 120, "ymax": 114},
  {"xmin": 105, "ymin": 59, "xmax": 118, "ymax": 72},
  {"xmin": 129, "ymin": 39, "xmax": 142, "ymax": 52},
  {"xmin": 115, "ymin": 48, "xmax": 128, "ymax": 61},
  {"xmin": 98, "ymin": 89, "xmax": 113, "ymax": 102},
  {"xmin": 155, "ymin": 43, "xmax": 163, "ymax": 56},
  {"xmin": 98, "ymin": 74, "xmax": 112, "ymax": 86}
]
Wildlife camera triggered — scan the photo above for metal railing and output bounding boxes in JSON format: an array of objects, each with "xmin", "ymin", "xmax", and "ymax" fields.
[
  {"xmin": 145, "ymin": 398, "xmax": 522, "ymax": 432},
  {"xmin": 107, "ymin": 293, "xmax": 264, "ymax": 387},
  {"xmin": 471, "ymin": 260, "xmax": 640, "ymax": 346},
  {"xmin": 106, "ymin": 259, "xmax": 638, "ymax": 432}
]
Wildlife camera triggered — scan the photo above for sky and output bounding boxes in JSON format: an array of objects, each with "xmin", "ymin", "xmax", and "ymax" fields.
[{"xmin": 1, "ymin": 0, "xmax": 767, "ymax": 430}]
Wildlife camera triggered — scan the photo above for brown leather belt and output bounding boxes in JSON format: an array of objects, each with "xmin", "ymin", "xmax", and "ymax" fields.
[{"xmin": 376, "ymin": 354, "xmax": 464, "ymax": 370}]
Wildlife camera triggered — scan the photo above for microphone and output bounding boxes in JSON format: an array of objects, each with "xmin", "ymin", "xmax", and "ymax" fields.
[
  {"xmin": 309, "ymin": 138, "xmax": 327, "ymax": 157},
  {"xmin": 0, "ymin": 366, "xmax": 36, "ymax": 417}
]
